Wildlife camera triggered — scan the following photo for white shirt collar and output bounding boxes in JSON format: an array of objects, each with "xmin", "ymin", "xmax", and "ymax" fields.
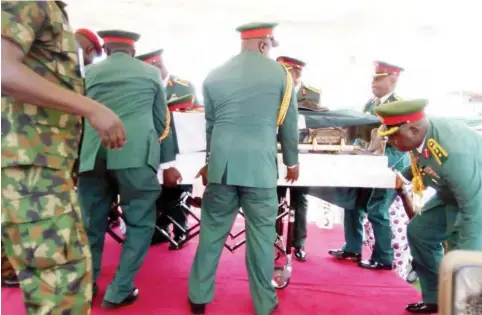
[
  {"xmin": 416, "ymin": 137, "xmax": 426, "ymax": 153},
  {"xmin": 163, "ymin": 73, "xmax": 170, "ymax": 88},
  {"xmin": 377, "ymin": 92, "xmax": 393, "ymax": 105}
]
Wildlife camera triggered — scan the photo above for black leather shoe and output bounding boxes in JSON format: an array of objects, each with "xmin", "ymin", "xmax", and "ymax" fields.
[
  {"xmin": 188, "ymin": 299, "xmax": 206, "ymax": 314},
  {"xmin": 101, "ymin": 288, "xmax": 139, "ymax": 309},
  {"xmin": 405, "ymin": 302, "xmax": 438, "ymax": 314},
  {"xmin": 169, "ymin": 234, "xmax": 187, "ymax": 251},
  {"xmin": 358, "ymin": 259, "xmax": 393, "ymax": 270},
  {"xmin": 328, "ymin": 249, "xmax": 361, "ymax": 262},
  {"xmin": 407, "ymin": 270, "xmax": 419, "ymax": 283},
  {"xmin": 294, "ymin": 247, "xmax": 307, "ymax": 261}
]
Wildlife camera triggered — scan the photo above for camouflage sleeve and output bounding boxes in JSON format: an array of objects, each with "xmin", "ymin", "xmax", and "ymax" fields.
[{"xmin": 1, "ymin": 1, "xmax": 47, "ymax": 54}]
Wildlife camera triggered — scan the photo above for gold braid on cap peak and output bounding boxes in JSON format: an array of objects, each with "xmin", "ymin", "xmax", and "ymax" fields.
[
  {"xmin": 158, "ymin": 110, "xmax": 171, "ymax": 142},
  {"xmin": 277, "ymin": 64, "xmax": 293, "ymax": 126},
  {"xmin": 409, "ymin": 151, "xmax": 426, "ymax": 214},
  {"xmin": 376, "ymin": 114, "xmax": 399, "ymax": 136},
  {"xmin": 377, "ymin": 124, "xmax": 399, "ymax": 136}
]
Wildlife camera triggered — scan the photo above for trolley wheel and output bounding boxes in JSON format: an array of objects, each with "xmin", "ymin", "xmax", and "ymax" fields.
[{"xmin": 272, "ymin": 266, "xmax": 290, "ymax": 289}]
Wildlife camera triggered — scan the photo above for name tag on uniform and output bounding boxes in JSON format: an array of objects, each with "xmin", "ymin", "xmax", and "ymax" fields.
[{"xmin": 77, "ymin": 45, "xmax": 85, "ymax": 78}]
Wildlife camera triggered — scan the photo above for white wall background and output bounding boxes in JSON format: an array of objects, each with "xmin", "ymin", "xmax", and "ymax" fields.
[{"xmin": 67, "ymin": 0, "xmax": 482, "ymax": 115}]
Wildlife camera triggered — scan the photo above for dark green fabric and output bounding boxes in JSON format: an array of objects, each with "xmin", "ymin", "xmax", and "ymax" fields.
[
  {"xmin": 301, "ymin": 109, "xmax": 380, "ymax": 129},
  {"xmin": 78, "ymin": 154, "xmax": 161, "ymax": 303},
  {"xmin": 203, "ymin": 50, "xmax": 299, "ymax": 188},
  {"xmin": 81, "ymin": 52, "xmax": 175, "ymax": 172}
]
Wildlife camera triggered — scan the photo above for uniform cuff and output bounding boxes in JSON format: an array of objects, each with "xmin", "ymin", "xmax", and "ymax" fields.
[{"xmin": 287, "ymin": 164, "xmax": 298, "ymax": 169}]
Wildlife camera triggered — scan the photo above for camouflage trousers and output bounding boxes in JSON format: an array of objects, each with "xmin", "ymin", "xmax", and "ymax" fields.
[{"xmin": 1, "ymin": 165, "xmax": 93, "ymax": 315}]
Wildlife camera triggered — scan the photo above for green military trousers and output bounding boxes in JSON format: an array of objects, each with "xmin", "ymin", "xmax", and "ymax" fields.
[
  {"xmin": 189, "ymin": 183, "xmax": 278, "ymax": 315},
  {"xmin": 2, "ymin": 166, "xmax": 93, "ymax": 315},
  {"xmin": 278, "ymin": 187, "xmax": 309, "ymax": 248},
  {"xmin": 407, "ymin": 200, "xmax": 482, "ymax": 304},
  {"xmin": 78, "ymin": 154, "xmax": 161, "ymax": 304}
]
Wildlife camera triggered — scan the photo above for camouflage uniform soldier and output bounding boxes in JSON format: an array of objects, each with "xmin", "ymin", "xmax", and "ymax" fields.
[{"xmin": 1, "ymin": 1, "xmax": 126, "ymax": 314}]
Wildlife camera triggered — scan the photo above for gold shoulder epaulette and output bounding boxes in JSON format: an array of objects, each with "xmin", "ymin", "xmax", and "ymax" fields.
[
  {"xmin": 427, "ymin": 138, "xmax": 448, "ymax": 165},
  {"xmin": 173, "ymin": 78, "xmax": 190, "ymax": 87},
  {"xmin": 304, "ymin": 85, "xmax": 321, "ymax": 94}
]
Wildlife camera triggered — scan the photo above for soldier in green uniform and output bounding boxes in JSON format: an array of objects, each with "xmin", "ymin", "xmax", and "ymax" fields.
[
  {"xmin": 77, "ymin": 30, "xmax": 180, "ymax": 309},
  {"xmin": 276, "ymin": 56, "xmax": 324, "ymax": 261},
  {"xmin": 329, "ymin": 61, "xmax": 409, "ymax": 271},
  {"xmin": 187, "ymin": 22, "xmax": 299, "ymax": 315},
  {"xmin": 1, "ymin": 2, "xmax": 126, "ymax": 314},
  {"xmin": 376, "ymin": 99, "xmax": 482, "ymax": 314},
  {"xmin": 137, "ymin": 49, "xmax": 202, "ymax": 249}
]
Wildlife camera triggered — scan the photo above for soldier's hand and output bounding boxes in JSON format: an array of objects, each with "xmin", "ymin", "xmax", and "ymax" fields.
[
  {"xmin": 87, "ymin": 104, "xmax": 127, "ymax": 150},
  {"xmin": 163, "ymin": 167, "xmax": 182, "ymax": 187},
  {"xmin": 285, "ymin": 164, "xmax": 299, "ymax": 183},
  {"xmin": 395, "ymin": 174, "xmax": 404, "ymax": 190},
  {"xmin": 195, "ymin": 165, "xmax": 208, "ymax": 186}
]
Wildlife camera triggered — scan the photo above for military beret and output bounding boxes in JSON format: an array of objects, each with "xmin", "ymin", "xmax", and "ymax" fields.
[
  {"xmin": 236, "ymin": 22, "xmax": 279, "ymax": 47},
  {"xmin": 376, "ymin": 99, "xmax": 428, "ymax": 136},
  {"xmin": 136, "ymin": 49, "xmax": 164, "ymax": 63},
  {"xmin": 97, "ymin": 30, "xmax": 140, "ymax": 46},
  {"xmin": 75, "ymin": 28, "xmax": 103, "ymax": 56},
  {"xmin": 276, "ymin": 56, "xmax": 306, "ymax": 69},
  {"xmin": 373, "ymin": 60, "xmax": 404, "ymax": 77}
]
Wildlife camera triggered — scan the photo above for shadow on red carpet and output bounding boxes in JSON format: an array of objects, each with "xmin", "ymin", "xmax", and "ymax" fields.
[{"xmin": 2, "ymin": 225, "xmax": 422, "ymax": 315}]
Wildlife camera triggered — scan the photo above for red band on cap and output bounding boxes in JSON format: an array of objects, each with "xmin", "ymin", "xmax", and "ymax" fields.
[
  {"xmin": 192, "ymin": 104, "xmax": 204, "ymax": 109},
  {"xmin": 144, "ymin": 55, "xmax": 162, "ymax": 63},
  {"xmin": 241, "ymin": 28, "xmax": 273, "ymax": 40},
  {"xmin": 169, "ymin": 102, "xmax": 193, "ymax": 112},
  {"xmin": 103, "ymin": 36, "xmax": 136, "ymax": 45},
  {"xmin": 375, "ymin": 63, "xmax": 401, "ymax": 75},
  {"xmin": 279, "ymin": 59, "xmax": 304, "ymax": 69},
  {"xmin": 381, "ymin": 111, "xmax": 425, "ymax": 125},
  {"xmin": 75, "ymin": 28, "xmax": 102, "ymax": 55}
]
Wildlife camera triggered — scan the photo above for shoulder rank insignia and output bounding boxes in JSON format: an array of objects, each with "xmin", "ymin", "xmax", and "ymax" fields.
[
  {"xmin": 173, "ymin": 78, "xmax": 190, "ymax": 87},
  {"xmin": 168, "ymin": 80, "xmax": 174, "ymax": 87},
  {"xmin": 427, "ymin": 138, "xmax": 448, "ymax": 165}
]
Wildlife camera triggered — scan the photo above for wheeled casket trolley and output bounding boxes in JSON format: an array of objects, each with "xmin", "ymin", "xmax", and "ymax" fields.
[{"xmin": 106, "ymin": 109, "xmax": 399, "ymax": 290}]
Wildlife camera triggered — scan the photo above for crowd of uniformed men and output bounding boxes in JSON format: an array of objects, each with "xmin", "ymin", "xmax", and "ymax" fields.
[{"xmin": 1, "ymin": 1, "xmax": 482, "ymax": 315}]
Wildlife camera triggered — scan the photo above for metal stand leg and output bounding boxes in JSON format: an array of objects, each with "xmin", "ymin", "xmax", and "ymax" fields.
[
  {"xmin": 272, "ymin": 188, "xmax": 294, "ymax": 289},
  {"xmin": 106, "ymin": 201, "xmax": 125, "ymax": 244}
]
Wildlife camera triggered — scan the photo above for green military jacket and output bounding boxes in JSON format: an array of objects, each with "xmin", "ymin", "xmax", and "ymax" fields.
[
  {"xmin": 80, "ymin": 52, "xmax": 175, "ymax": 172},
  {"xmin": 401, "ymin": 118, "xmax": 482, "ymax": 249},
  {"xmin": 165, "ymin": 75, "xmax": 201, "ymax": 105},
  {"xmin": 1, "ymin": 1, "xmax": 84, "ymax": 170},
  {"xmin": 203, "ymin": 50, "xmax": 299, "ymax": 188}
]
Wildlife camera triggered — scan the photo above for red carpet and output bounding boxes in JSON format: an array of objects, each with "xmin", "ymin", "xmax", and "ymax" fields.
[{"xmin": 2, "ymin": 224, "xmax": 421, "ymax": 315}]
